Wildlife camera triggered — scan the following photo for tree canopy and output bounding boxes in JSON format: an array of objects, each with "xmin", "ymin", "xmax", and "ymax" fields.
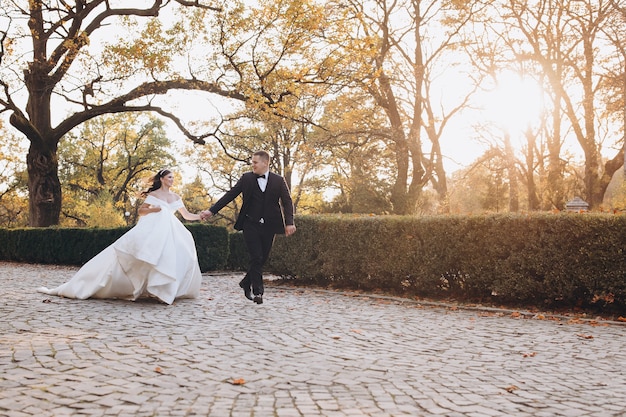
[{"xmin": 0, "ymin": 0, "xmax": 624, "ymax": 227}]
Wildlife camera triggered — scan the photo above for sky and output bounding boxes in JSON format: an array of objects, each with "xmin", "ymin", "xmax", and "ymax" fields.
[
  {"xmin": 1, "ymin": 1, "xmax": 611, "ymax": 190},
  {"xmin": 160, "ymin": 70, "xmax": 548, "ymax": 172}
]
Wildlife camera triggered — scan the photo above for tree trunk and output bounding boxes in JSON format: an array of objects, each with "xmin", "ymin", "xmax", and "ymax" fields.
[
  {"xmin": 523, "ymin": 127, "xmax": 541, "ymax": 210},
  {"xmin": 546, "ymin": 85, "xmax": 566, "ymax": 211},
  {"xmin": 19, "ymin": 42, "xmax": 62, "ymax": 226},
  {"xmin": 504, "ymin": 134, "xmax": 519, "ymax": 212},
  {"xmin": 391, "ymin": 133, "xmax": 411, "ymax": 214},
  {"xmin": 580, "ymin": 28, "xmax": 601, "ymax": 208},
  {"xmin": 427, "ymin": 133, "xmax": 449, "ymax": 213},
  {"xmin": 27, "ymin": 143, "xmax": 62, "ymax": 227},
  {"xmin": 594, "ymin": 150, "xmax": 624, "ymax": 208}
]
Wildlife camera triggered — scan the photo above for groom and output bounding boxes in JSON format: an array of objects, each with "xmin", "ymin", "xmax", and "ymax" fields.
[{"xmin": 201, "ymin": 151, "xmax": 296, "ymax": 304}]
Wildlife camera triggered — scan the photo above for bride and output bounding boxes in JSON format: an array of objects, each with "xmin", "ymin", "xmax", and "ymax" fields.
[{"xmin": 38, "ymin": 169, "xmax": 204, "ymax": 305}]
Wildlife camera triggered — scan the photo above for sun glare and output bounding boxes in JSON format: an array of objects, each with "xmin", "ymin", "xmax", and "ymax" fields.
[{"xmin": 482, "ymin": 71, "xmax": 544, "ymax": 136}]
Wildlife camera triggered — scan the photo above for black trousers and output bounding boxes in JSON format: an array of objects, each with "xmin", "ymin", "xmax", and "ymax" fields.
[{"xmin": 241, "ymin": 220, "xmax": 276, "ymax": 296}]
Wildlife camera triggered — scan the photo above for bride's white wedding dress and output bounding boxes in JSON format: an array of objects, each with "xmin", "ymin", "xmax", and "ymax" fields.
[{"xmin": 37, "ymin": 195, "xmax": 202, "ymax": 305}]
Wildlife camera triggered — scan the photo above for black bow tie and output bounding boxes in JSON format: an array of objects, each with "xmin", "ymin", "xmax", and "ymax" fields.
[{"xmin": 256, "ymin": 174, "xmax": 266, "ymax": 179}]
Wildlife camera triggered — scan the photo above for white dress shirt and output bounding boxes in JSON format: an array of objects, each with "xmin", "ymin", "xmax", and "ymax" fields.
[{"xmin": 257, "ymin": 171, "xmax": 269, "ymax": 192}]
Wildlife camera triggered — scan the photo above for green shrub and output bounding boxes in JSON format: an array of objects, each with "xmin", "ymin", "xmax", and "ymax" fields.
[
  {"xmin": 186, "ymin": 223, "xmax": 229, "ymax": 271},
  {"xmin": 227, "ymin": 231, "xmax": 248, "ymax": 271},
  {"xmin": 3, "ymin": 213, "xmax": 626, "ymax": 314},
  {"xmin": 266, "ymin": 213, "xmax": 626, "ymax": 314},
  {"xmin": 0, "ymin": 224, "xmax": 228, "ymax": 272}
]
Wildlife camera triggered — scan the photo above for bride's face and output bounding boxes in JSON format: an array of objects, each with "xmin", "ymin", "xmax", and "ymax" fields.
[{"xmin": 161, "ymin": 173, "xmax": 175, "ymax": 188}]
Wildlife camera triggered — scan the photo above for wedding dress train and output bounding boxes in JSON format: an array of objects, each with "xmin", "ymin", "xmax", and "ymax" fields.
[{"xmin": 37, "ymin": 195, "xmax": 202, "ymax": 304}]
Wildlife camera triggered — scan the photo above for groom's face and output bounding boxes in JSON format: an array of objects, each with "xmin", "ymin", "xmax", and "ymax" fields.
[{"xmin": 251, "ymin": 155, "xmax": 269, "ymax": 175}]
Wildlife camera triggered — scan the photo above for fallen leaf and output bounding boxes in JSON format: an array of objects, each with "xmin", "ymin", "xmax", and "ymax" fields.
[
  {"xmin": 522, "ymin": 352, "xmax": 536, "ymax": 358},
  {"xmin": 351, "ymin": 329, "xmax": 362, "ymax": 334},
  {"xmin": 617, "ymin": 317, "xmax": 626, "ymax": 322},
  {"xmin": 576, "ymin": 333, "xmax": 594, "ymax": 339},
  {"xmin": 155, "ymin": 366, "xmax": 163, "ymax": 373},
  {"xmin": 505, "ymin": 385, "xmax": 519, "ymax": 393},
  {"xmin": 510, "ymin": 311, "xmax": 521, "ymax": 318},
  {"xmin": 230, "ymin": 378, "xmax": 246, "ymax": 385}
]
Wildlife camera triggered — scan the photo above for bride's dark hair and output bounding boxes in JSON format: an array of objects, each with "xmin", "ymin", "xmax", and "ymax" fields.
[{"xmin": 142, "ymin": 169, "xmax": 171, "ymax": 196}]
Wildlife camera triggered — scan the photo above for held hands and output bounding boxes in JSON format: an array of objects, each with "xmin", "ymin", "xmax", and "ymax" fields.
[
  {"xmin": 199, "ymin": 210, "xmax": 213, "ymax": 221},
  {"xmin": 285, "ymin": 225, "xmax": 297, "ymax": 236}
]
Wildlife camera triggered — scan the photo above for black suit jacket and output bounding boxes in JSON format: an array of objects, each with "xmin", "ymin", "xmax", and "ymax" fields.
[{"xmin": 209, "ymin": 171, "xmax": 295, "ymax": 234}]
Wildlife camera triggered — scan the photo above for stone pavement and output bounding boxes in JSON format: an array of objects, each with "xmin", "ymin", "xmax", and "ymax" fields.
[{"xmin": 1, "ymin": 262, "xmax": 625, "ymax": 417}]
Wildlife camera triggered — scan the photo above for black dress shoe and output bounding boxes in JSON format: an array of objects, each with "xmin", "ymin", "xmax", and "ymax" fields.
[
  {"xmin": 253, "ymin": 295, "xmax": 263, "ymax": 304},
  {"xmin": 239, "ymin": 281, "xmax": 253, "ymax": 300}
]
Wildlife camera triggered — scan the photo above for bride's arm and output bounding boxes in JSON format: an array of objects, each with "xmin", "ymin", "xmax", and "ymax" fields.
[
  {"xmin": 178, "ymin": 205, "xmax": 202, "ymax": 221},
  {"xmin": 138, "ymin": 202, "xmax": 161, "ymax": 216},
  {"xmin": 173, "ymin": 195, "xmax": 202, "ymax": 221}
]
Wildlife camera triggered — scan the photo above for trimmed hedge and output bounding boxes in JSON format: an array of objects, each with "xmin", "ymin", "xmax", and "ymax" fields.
[
  {"xmin": 186, "ymin": 223, "xmax": 230, "ymax": 271},
  {"xmin": 3, "ymin": 214, "xmax": 625, "ymax": 313},
  {"xmin": 227, "ymin": 231, "xmax": 248, "ymax": 271},
  {"xmin": 264, "ymin": 214, "xmax": 626, "ymax": 314},
  {"xmin": 0, "ymin": 223, "xmax": 229, "ymax": 272}
]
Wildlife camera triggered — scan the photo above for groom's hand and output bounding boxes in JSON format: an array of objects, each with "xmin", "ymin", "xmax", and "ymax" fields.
[
  {"xmin": 200, "ymin": 210, "xmax": 213, "ymax": 220},
  {"xmin": 285, "ymin": 225, "xmax": 296, "ymax": 236}
]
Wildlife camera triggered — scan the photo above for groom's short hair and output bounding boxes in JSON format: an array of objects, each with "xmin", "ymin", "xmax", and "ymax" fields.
[{"xmin": 254, "ymin": 151, "xmax": 270, "ymax": 162}]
